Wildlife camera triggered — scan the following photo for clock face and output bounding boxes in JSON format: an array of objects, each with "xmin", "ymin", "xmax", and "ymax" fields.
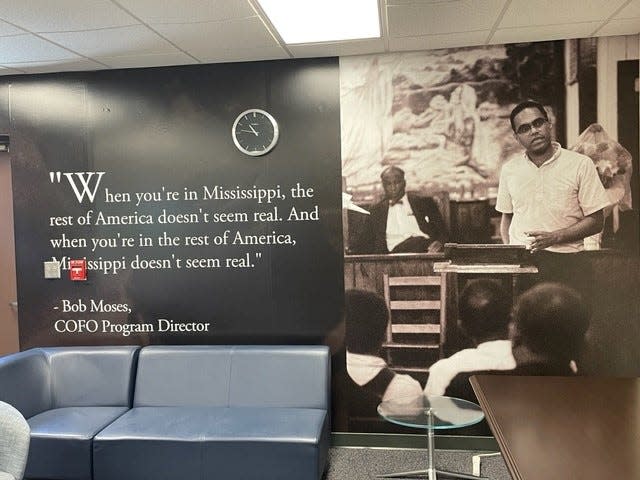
[{"xmin": 232, "ymin": 109, "xmax": 279, "ymax": 156}]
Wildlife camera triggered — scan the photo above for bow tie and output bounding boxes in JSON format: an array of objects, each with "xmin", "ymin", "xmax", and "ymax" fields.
[{"xmin": 389, "ymin": 199, "xmax": 403, "ymax": 206}]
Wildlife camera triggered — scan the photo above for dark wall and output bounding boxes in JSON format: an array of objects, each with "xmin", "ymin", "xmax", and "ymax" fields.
[{"xmin": 4, "ymin": 58, "xmax": 344, "ymax": 348}]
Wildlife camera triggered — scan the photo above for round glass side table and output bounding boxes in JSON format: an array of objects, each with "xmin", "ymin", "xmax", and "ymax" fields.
[{"xmin": 377, "ymin": 395, "xmax": 485, "ymax": 480}]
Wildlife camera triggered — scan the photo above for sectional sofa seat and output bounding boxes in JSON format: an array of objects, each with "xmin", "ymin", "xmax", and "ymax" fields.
[
  {"xmin": 93, "ymin": 345, "xmax": 330, "ymax": 480},
  {"xmin": 0, "ymin": 345, "xmax": 330, "ymax": 480},
  {"xmin": 0, "ymin": 346, "xmax": 139, "ymax": 480}
]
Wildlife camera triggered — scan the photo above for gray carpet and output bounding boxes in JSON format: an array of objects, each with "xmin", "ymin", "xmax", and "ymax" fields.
[{"xmin": 325, "ymin": 447, "xmax": 511, "ymax": 480}]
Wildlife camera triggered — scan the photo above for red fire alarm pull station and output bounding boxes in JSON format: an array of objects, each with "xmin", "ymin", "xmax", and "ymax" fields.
[{"xmin": 69, "ymin": 259, "xmax": 87, "ymax": 281}]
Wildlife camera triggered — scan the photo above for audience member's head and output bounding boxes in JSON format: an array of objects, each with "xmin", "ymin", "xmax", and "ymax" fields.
[
  {"xmin": 510, "ymin": 282, "xmax": 590, "ymax": 365},
  {"xmin": 345, "ymin": 289, "xmax": 389, "ymax": 356},
  {"xmin": 458, "ymin": 279, "xmax": 511, "ymax": 345}
]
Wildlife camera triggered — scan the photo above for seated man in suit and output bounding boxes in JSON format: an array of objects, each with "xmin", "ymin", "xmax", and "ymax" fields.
[{"xmin": 354, "ymin": 166, "xmax": 447, "ymax": 254}]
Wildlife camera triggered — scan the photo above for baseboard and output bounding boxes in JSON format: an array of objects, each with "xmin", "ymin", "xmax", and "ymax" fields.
[{"xmin": 331, "ymin": 432, "xmax": 499, "ymax": 451}]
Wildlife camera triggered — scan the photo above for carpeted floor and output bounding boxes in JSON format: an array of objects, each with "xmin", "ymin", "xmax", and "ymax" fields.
[{"xmin": 325, "ymin": 447, "xmax": 511, "ymax": 479}]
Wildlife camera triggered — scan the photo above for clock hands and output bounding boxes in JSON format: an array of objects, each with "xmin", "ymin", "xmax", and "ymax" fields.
[{"xmin": 240, "ymin": 119, "xmax": 259, "ymax": 136}]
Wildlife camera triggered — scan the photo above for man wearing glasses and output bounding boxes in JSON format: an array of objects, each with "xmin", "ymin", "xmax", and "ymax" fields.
[{"xmin": 496, "ymin": 100, "xmax": 610, "ymax": 298}]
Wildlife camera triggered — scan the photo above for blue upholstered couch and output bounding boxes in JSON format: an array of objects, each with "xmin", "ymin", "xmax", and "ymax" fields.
[{"xmin": 0, "ymin": 345, "xmax": 330, "ymax": 480}]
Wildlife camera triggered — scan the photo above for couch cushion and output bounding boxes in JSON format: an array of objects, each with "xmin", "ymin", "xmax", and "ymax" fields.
[
  {"xmin": 229, "ymin": 346, "xmax": 330, "ymax": 409},
  {"xmin": 42, "ymin": 346, "xmax": 139, "ymax": 408},
  {"xmin": 201, "ymin": 407, "xmax": 330, "ymax": 480},
  {"xmin": 93, "ymin": 406, "xmax": 329, "ymax": 480},
  {"xmin": 26, "ymin": 406, "xmax": 128, "ymax": 480},
  {"xmin": 133, "ymin": 346, "xmax": 232, "ymax": 407}
]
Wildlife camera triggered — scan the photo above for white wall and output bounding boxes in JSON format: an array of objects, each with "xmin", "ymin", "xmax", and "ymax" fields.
[{"xmin": 597, "ymin": 34, "xmax": 640, "ymax": 138}]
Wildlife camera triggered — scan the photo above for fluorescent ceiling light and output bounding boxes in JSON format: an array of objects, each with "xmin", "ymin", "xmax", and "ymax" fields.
[{"xmin": 257, "ymin": 0, "xmax": 380, "ymax": 44}]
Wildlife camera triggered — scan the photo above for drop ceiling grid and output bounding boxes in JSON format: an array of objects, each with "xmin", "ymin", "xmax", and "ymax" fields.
[{"xmin": 0, "ymin": 0, "xmax": 634, "ymax": 74}]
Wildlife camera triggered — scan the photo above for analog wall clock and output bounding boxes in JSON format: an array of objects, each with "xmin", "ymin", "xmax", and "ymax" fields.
[{"xmin": 232, "ymin": 109, "xmax": 279, "ymax": 156}]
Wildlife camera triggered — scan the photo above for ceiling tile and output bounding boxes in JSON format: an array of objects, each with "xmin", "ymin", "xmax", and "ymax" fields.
[
  {"xmin": 491, "ymin": 22, "xmax": 602, "ymax": 45},
  {"xmin": 500, "ymin": 0, "xmax": 628, "ymax": 28},
  {"xmin": 116, "ymin": 0, "xmax": 256, "ymax": 24},
  {"xmin": 0, "ymin": 58, "xmax": 105, "ymax": 74},
  {"xmin": 154, "ymin": 17, "xmax": 278, "ymax": 53},
  {"xmin": 0, "ymin": 0, "xmax": 137, "ymax": 32},
  {"xmin": 0, "ymin": 20, "xmax": 26, "ymax": 36},
  {"xmin": 389, "ymin": 30, "xmax": 489, "ymax": 51},
  {"xmin": 596, "ymin": 18, "xmax": 640, "ymax": 36},
  {"xmin": 42, "ymin": 25, "xmax": 177, "ymax": 57},
  {"xmin": 96, "ymin": 52, "xmax": 196, "ymax": 69},
  {"xmin": 387, "ymin": 0, "xmax": 505, "ymax": 37},
  {"xmin": 0, "ymin": 34, "xmax": 79, "ymax": 63},
  {"xmin": 288, "ymin": 38, "xmax": 386, "ymax": 58},
  {"xmin": 192, "ymin": 46, "xmax": 289, "ymax": 64},
  {"xmin": 614, "ymin": 0, "xmax": 640, "ymax": 18}
]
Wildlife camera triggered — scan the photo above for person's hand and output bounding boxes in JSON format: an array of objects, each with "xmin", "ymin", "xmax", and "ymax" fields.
[
  {"xmin": 427, "ymin": 240, "xmax": 444, "ymax": 253},
  {"xmin": 525, "ymin": 230, "xmax": 560, "ymax": 252}
]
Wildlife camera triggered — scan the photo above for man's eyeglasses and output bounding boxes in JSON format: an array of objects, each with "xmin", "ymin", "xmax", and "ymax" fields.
[{"xmin": 515, "ymin": 117, "xmax": 548, "ymax": 135}]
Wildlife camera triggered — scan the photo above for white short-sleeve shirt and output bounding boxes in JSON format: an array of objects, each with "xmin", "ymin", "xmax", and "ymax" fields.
[
  {"xmin": 424, "ymin": 340, "xmax": 515, "ymax": 397},
  {"xmin": 346, "ymin": 351, "xmax": 423, "ymax": 402},
  {"xmin": 496, "ymin": 143, "xmax": 611, "ymax": 253}
]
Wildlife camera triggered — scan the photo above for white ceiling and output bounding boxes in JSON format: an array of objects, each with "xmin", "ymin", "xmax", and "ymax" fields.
[{"xmin": 0, "ymin": 0, "xmax": 637, "ymax": 75}]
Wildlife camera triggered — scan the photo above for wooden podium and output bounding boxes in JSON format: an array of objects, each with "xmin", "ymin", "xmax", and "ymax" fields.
[{"xmin": 434, "ymin": 244, "xmax": 538, "ymax": 355}]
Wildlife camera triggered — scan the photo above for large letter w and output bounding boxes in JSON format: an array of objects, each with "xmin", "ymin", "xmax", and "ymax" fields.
[{"xmin": 63, "ymin": 172, "xmax": 105, "ymax": 203}]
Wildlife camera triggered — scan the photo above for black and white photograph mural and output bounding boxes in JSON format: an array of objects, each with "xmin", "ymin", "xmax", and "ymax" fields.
[{"xmin": 339, "ymin": 36, "xmax": 639, "ymax": 433}]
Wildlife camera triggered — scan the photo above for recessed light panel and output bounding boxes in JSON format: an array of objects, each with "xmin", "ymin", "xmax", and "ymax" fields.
[{"xmin": 257, "ymin": 0, "xmax": 381, "ymax": 44}]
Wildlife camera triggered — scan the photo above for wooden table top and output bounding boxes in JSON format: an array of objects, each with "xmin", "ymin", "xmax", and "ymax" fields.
[{"xmin": 470, "ymin": 375, "xmax": 640, "ymax": 480}]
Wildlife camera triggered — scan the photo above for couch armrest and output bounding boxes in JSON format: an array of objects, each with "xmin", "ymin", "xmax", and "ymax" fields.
[
  {"xmin": 0, "ymin": 349, "xmax": 50, "ymax": 418},
  {"xmin": 43, "ymin": 346, "xmax": 140, "ymax": 408}
]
